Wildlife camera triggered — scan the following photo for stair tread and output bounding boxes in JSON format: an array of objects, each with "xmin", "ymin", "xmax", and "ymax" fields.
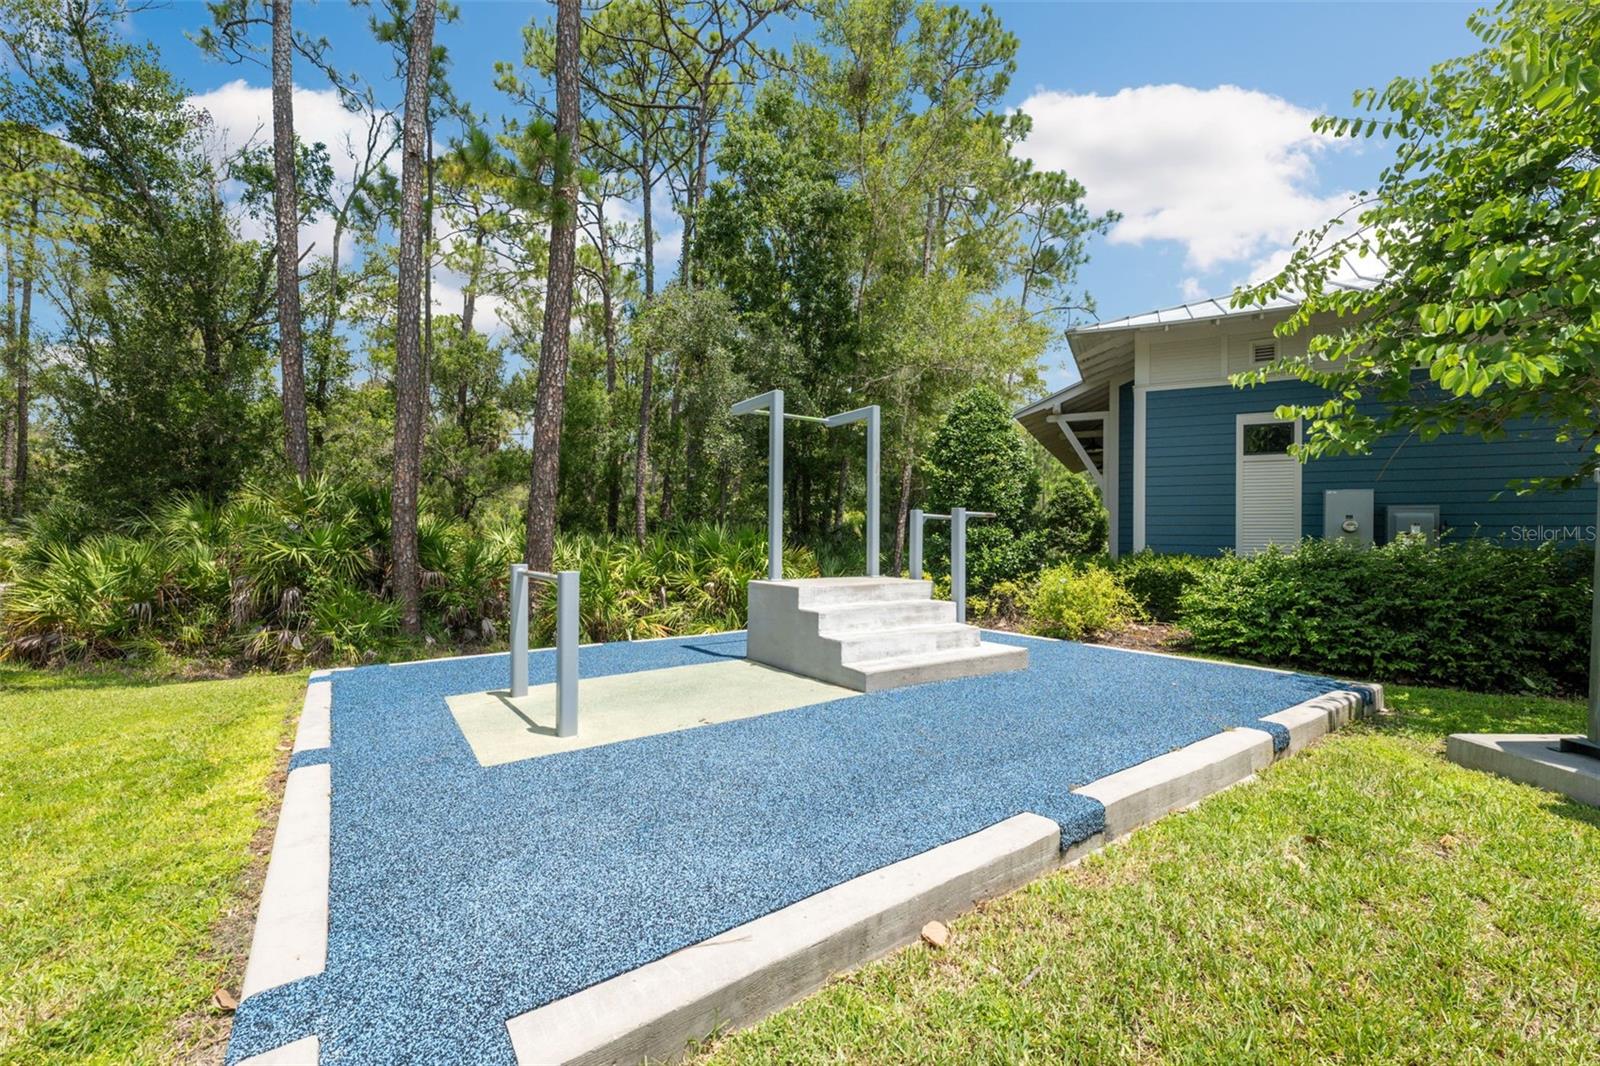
[{"xmin": 850, "ymin": 641, "xmax": 1025, "ymax": 670}]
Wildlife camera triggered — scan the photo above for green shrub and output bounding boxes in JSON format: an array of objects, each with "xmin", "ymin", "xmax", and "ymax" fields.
[
  {"xmin": 969, "ymin": 578, "xmax": 1032, "ymax": 627},
  {"xmin": 1181, "ymin": 538, "xmax": 1591, "ymax": 693},
  {"xmin": 1113, "ymin": 551, "xmax": 1211, "ymax": 622},
  {"xmin": 1034, "ymin": 473, "xmax": 1108, "ymax": 560},
  {"xmin": 1028, "ymin": 563, "xmax": 1136, "ymax": 641},
  {"xmin": 0, "ymin": 476, "xmax": 823, "ymax": 670}
]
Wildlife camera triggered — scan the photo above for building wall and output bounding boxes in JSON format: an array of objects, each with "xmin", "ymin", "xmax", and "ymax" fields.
[
  {"xmin": 1142, "ymin": 379, "xmax": 1595, "ymax": 555},
  {"xmin": 1117, "ymin": 381, "xmax": 1134, "ymax": 557}
]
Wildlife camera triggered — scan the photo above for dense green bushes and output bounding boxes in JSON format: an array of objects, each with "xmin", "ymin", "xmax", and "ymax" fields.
[
  {"xmin": 0, "ymin": 478, "xmax": 820, "ymax": 669},
  {"xmin": 1181, "ymin": 538, "xmax": 1591, "ymax": 694},
  {"xmin": 1111, "ymin": 551, "xmax": 1210, "ymax": 622}
]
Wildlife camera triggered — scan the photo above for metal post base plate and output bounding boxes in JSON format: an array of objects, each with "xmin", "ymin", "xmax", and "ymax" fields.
[{"xmin": 1555, "ymin": 735, "xmax": 1600, "ymax": 761}]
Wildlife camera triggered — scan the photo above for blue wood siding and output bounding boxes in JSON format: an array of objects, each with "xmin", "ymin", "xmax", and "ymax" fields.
[
  {"xmin": 1117, "ymin": 382, "xmax": 1133, "ymax": 557},
  {"xmin": 1143, "ymin": 380, "xmax": 1595, "ymax": 555}
]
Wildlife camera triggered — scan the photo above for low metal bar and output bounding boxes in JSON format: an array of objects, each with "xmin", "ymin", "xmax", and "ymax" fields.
[
  {"xmin": 554, "ymin": 569, "xmax": 578, "ymax": 737},
  {"xmin": 909, "ymin": 508, "xmax": 923, "ymax": 579},
  {"xmin": 508, "ymin": 564, "xmax": 582, "ymax": 736},
  {"xmin": 952, "ymin": 507, "xmax": 968, "ymax": 623},
  {"xmin": 509, "ymin": 563, "xmax": 529, "ymax": 697}
]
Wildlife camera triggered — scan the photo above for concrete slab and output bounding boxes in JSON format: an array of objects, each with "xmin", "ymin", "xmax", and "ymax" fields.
[
  {"xmin": 446, "ymin": 659, "xmax": 858, "ymax": 767},
  {"xmin": 503, "ymin": 813, "xmax": 1062, "ymax": 1066},
  {"xmin": 1446, "ymin": 733, "xmax": 1600, "ymax": 808},
  {"xmin": 241, "ymin": 763, "xmax": 330, "ymax": 998}
]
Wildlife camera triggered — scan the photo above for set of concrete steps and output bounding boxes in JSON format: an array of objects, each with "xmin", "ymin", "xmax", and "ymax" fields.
[{"xmin": 746, "ymin": 577, "xmax": 1028, "ymax": 692}]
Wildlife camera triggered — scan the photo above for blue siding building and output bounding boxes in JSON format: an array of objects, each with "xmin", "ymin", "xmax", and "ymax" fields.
[{"xmin": 1016, "ymin": 296, "xmax": 1595, "ymax": 557}]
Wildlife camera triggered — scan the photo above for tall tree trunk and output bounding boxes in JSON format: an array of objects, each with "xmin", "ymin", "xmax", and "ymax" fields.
[
  {"xmin": 525, "ymin": 0, "xmax": 581, "ymax": 572},
  {"xmin": 632, "ymin": 164, "xmax": 656, "ymax": 543},
  {"xmin": 11, "ymin": 200, "xmax": 34, "ymax": 515},
  {"xmin": 272, "ymin": 0, "xmax": 310, "ymax": 477},
  {"xmin": 391, "ymin": 0, "xmax": 437, "ymax": 634},
  {"xmin": 2, "ymin": 236, "xmax": 14, "ymax": 510},
  {"xmin": 599, "ymin": 212, "xmax": 620, "ymax": 533},
  {"xmin": 892, "ymin": 455, "xmax": 913, "ymax": 575},
  {"xmin": 422, "ymin": 120, "xmax": 434, "ymax": 449},
  {"xmin": 313, "ymin": 212, "xmax": 345, "ymax": 446}
]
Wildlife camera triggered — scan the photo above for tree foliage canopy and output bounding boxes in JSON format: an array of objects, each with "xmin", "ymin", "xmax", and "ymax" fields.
[{"xmin": 1241, "ymin": 0, "xmax": 1600, "ymax": 489}]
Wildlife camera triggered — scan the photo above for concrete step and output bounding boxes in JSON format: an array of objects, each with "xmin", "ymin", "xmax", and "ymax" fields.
[
  {"xmin": 834, "ymin": 622, "xmax": 982, "ymax": 664},
  {"xmin": 842, "ymin": 641, "xmax": 1029, "ymax": 692},
  {"xmin": 791, "ymin": 577, "xmax": 934, "ymax": 609},
  {"xmin": 813, "ymin": 599, "xmax": 954, "ymax": 635}
]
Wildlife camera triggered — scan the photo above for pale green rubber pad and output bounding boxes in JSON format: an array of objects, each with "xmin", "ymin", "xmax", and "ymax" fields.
[{"xmin": 447, "ymin": 659, "xmax": 860, "ymax": 766}]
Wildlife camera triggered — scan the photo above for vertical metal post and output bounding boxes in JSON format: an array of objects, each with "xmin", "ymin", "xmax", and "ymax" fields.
[
  {"xmin": 509, "ymin": 563, "xmax": 529, "ymax": 698},
  {"xmin": 555, "ymin": 569, "xmax": 579, "ymax": 738},
  {"xmin": 909, "ymin": 508, "xmax": 923, "ymax": 580},
  {"xmin": 767, "ymin": 391, "xmax": 784, "ymax": 579},
  {"xmin": 865, "ymin": 405, "xmax": 880, "ymax": 576},
  {"xmin": 951, "ymin": 507, "xmax": 967, "ymax": 623}
]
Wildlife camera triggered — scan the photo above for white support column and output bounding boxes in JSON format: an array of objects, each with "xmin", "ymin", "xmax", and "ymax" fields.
[{"xmin": 1049, "ymin": 415, "xmax": 1105, "ymax": 491}]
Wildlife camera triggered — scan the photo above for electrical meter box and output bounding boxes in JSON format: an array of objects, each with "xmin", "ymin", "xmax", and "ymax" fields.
[
  {"xmin": 1386, "ymin": 505, "xmax": 1441, "ymax": 544},
  {"xmin": 1323, "ymin": 489, "xmax": 1374, "ymax": 548}
]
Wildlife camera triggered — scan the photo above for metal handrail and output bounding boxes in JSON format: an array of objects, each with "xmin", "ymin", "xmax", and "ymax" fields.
[{"xmin": 509, "ymin": 563, "xmax": 579, "ymax": 737}]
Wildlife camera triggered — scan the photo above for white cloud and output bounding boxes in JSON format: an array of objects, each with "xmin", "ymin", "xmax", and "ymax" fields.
[
  {"xmin": 429, "ymin": 273, "xmax": 511, "ymax": 337},
  {"xmin": 1018, "ymin": 84, "xmax": 1357, "ymax": 274},
  {"xmin": 188, "ymin": 79, "xmax": 395, "ymax": 259}
]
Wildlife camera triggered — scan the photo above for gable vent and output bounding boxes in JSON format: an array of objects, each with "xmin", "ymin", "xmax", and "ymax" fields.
[{"xmin": 1251, "ymin": 340, "xmax": 1278, "ymax": 364}]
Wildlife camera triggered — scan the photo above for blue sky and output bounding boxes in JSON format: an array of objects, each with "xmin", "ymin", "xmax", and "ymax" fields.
[{"xmin": 137, "ymin": 0, "xmax": 1482, "ymax": 389}]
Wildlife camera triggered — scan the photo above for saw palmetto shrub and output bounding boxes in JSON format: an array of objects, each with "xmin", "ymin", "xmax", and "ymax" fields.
[
  {"xmin": 0, "ymin": 477, "xmax": 822, "ymax": 670},
  {"xmin": 1181, "ymin": 537, "xmax": 1591, "ymax": 694}
]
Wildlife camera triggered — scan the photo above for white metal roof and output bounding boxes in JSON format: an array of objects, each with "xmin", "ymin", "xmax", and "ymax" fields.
[{"xmin": 1066, "ymin": 293, "xmax": 1298, "ymax": 336}]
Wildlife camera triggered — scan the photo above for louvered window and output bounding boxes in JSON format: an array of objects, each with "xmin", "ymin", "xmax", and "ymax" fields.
[{"xmin": 1251, "ymin": 340, "xmax": 1277, "ymax": 364}]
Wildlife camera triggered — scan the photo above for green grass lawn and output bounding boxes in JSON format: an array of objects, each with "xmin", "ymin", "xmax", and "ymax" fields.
[
  {"xmin": 693, "ymin": 686, "xmax": 1600, "ymax": 1065},
  {"xmin": 0, "ymin": 666, "xmax": 302, "ymax": 1066}
]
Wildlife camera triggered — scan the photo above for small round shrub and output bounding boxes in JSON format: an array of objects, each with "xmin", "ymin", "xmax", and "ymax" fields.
[
  {"xmin": 1028, "ymin": 563, "xmax": 1136, "ymax": 641},
  {"xmin": 1034, "ymin": 473, "xmax": 1108, "ymax": 560}
]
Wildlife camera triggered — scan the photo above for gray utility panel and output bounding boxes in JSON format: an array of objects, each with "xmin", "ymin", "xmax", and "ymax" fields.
[
  {"xmin": 1323, "ymin": 489, "xmax": 1375, "ymax": 548},
  {"xmin": 1386, "ymin": 505, "xmax": 1441, "ymax": 544}
]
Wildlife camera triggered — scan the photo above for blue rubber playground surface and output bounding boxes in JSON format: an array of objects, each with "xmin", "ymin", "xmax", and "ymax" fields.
[{"xmin": 227, "ymin": 632, "xmax": 1360, "ymax": 1064}]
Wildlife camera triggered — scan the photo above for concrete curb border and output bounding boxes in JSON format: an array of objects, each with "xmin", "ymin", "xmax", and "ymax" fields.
[
  {"xmin": 501, "ymin": 683, "xmax": 1374, "ymax": 1065},
  {"xmin": 240, "ymin": 762, "xmax": 331, "ymax": 999}
]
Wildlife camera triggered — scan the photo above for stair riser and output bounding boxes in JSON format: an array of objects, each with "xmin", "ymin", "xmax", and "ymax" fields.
[
  {"xmin": 848, "ymin": 646, "xmax": 1029, "ymax": 691},
  {"xmin": 834, "ymin": 627, "xmax": 981, "ymax": 664},
  {"xmin": 794, "ymin": 580, "xmax": 933, "ymax": 609},
  {"xmin": 813, "ymin": 602, "xmax": 954, "ymax": 635}
]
